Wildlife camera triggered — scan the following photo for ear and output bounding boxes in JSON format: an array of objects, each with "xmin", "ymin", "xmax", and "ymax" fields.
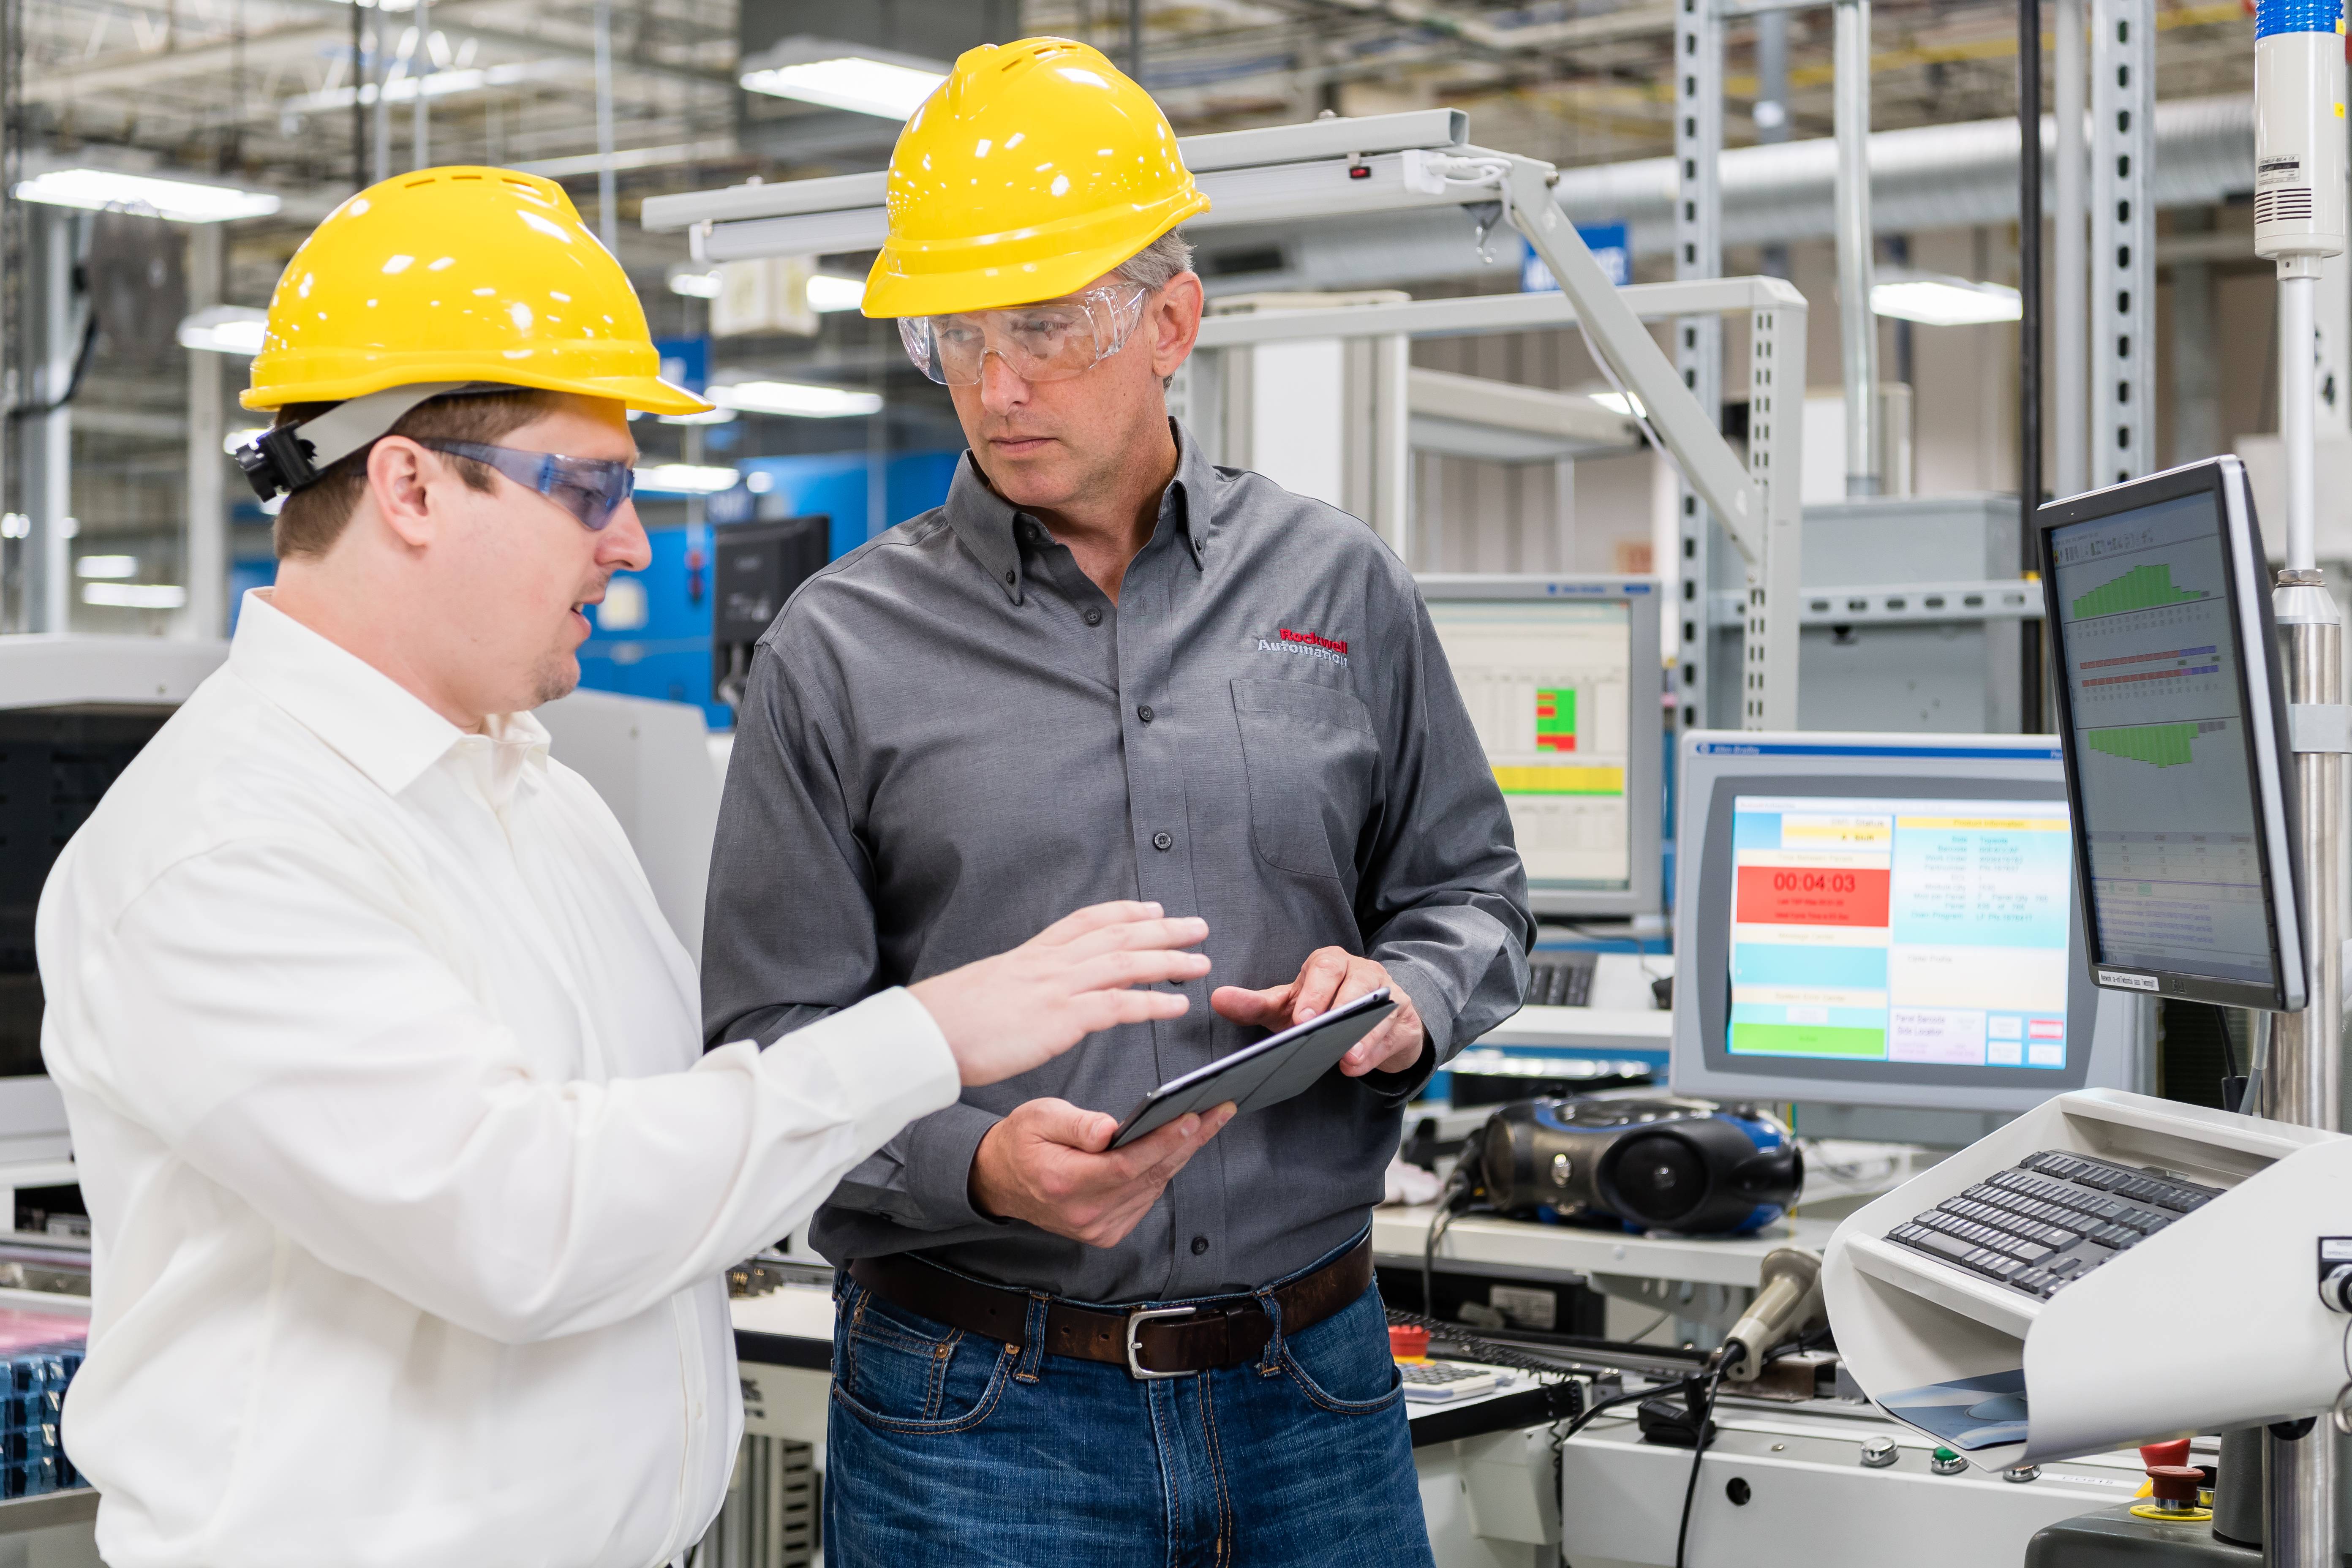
[
  {"xmin": 1149, "ymin": 271, "xmax": 1205, "ymax": 381},
  {"xmin": 364, "ymin": 436, "xmax": 442, "ymax": 550}
]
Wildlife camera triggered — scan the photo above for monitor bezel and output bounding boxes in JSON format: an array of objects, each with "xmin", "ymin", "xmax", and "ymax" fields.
[
  {"xmin": 1688, "ymin": 772, "xmax": 2099, "ymax": 1096},
  {"xmin": 2035, "ymin": 457, "xmax": 2308, "ymax": 1012},
  {"xmin": 1668, "ymin": 732, "xmax": 2140, "ymax": 1114},
  {"xmin": 1415, "ymin": 574, "xmax": 1663, "ymax": 920}
]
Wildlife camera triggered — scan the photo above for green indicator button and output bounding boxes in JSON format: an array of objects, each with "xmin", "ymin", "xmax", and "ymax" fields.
[{"xmin": 1729, "ymin": 1023, "xmax": 1887, "ymax": 1059}]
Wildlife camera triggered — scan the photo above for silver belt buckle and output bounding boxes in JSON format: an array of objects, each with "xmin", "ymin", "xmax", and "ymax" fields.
[{"xmin": 1124, "ymin": 1304, "xmax": 1196, "ymax": 1380}]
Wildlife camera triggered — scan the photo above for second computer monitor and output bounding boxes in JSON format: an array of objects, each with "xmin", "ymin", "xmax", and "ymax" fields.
[
  {"xmin": 1669, "ymin": 731, "xmax": 2142, "ymax": 1115},
  {"xmin": 2036, "ymin": 458, "xmax": 2307, "ymax": 1012},
  {"xmin": 1418, "ymin": 576, "xmax": 1663, "ymax": 920}
]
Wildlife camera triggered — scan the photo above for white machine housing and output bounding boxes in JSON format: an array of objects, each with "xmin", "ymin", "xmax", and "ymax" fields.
[
  {"xmin": 2254, "ymin": 18, "xmax": 2349, "ymax": 268},
  {"xmin": 0, "ymin": 635, "xmax": 230, "ymax": 1162},
  {"xmin": 1824, "ymin": 1088, "xmax": 2349, "ymax": 1469},
  {"xmin": 535, "ymin": 687, "xmax": 721, "ymax": 956}
]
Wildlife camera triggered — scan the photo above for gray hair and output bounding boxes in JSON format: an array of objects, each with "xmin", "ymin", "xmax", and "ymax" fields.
[
  {"xmin": 1112, "ymin": 228, "xmax": 1195, "ymax": 291},
  {"xmin": 1110, "ymin": 229, "xmax": 1195, "ymax": 389}
]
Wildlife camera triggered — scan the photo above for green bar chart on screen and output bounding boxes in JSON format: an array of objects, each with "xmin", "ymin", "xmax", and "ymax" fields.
[
  {"xmin": 2083, "ymin": 719, "xmax": 2230, "ymax": 768},
  {"xmin": 2070, "ymin": 564, "xmax": 2208, "ymax": 621}
]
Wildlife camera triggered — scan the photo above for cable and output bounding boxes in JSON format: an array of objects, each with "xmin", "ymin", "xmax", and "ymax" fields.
[
  {"xmin": 1420, "ymin": 1163, "xmax": 1478, "ymax": 1322},
  {"xmin": 1672, "ymin": 1366, "xmax": 1725, "ymax": 1568}
]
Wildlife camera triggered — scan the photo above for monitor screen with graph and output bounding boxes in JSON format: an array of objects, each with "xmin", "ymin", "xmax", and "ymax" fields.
[
  {"xmin": 1418, "ymin": 577, "xmax": 1662, "ymax": 919},
  {"xmin": 2038, "ymin": 457, "xmax": 2306, "ymax": 1011}
]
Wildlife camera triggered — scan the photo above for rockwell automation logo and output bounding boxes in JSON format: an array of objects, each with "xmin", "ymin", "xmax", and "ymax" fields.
[{"xmin": 1257, "ymin": 627, "xmax": 1350, "ymax": 669}]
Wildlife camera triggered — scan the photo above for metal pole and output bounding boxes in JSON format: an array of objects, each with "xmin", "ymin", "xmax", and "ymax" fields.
[
  {"xmin": 1756, "ymin": 9, "xmax": 1791, "ymax": 278},
  {"xmin": 1834, "ymin": 0, "xmax": 1879, "ymax": 497},
  {"xmin": 2055, "ymin": 0, "xmax": 2085, "ymax": 496},
  {"xmin": 181, "ymin": 222, "xmax": 225, "ymax": 640},
  {"xmin": 594, "ymin": 0, "xmax": 616, "ymax": 249},
  {"xmin": 1129, "ymin": 0, "xmax": 1143, "ymax": 81},
  {"xmin": 349, "ymin": 0, "xmax": 365, "ymax": 195},
  {"xmin": 371, "ymin": 15, "xmax": 389, "ymax": 185},
  {"xmin": 2019, "ymin": 0, "xmax": 2043, "ymax": 518},
  {"xmin": 2269, "ymin": 556, "xmax": 2342, "ymax": 1568},
  {"xmin": 411, "ymin": 0, "xmax": 428, "ymax": 170},
  {"xmin": 2286, "ymin": 278, "xmax": 2319, "ymax": 572}
]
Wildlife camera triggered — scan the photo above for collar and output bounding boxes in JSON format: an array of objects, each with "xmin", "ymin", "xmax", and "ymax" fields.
[
  {"xmin": 228, "ymin": 590, "xmax": 551, "ymax": 798},
  {"xmin": 946, "ymin": 418, "xmax": 1217, "ymax": 604}
]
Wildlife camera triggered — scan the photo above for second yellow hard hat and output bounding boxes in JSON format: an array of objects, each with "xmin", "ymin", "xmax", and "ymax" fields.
[
  {"xmin": 863, "ymin": 37, "xmax": 1210, "ymax": 319},
  {"xmin": 245, "ymin": 166, "xmax": 708, "ymax": 416}
]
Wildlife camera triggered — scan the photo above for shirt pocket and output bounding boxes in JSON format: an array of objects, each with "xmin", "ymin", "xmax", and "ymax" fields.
[{"xmin": 1230, "ymin": 677, "xmax": 1380, "ymax": 882}]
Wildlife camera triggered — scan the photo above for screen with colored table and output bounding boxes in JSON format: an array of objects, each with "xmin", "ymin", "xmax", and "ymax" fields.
[{"xmin": 1726, "ymin": 795, "xmax": 2074, "ymax": 1070}]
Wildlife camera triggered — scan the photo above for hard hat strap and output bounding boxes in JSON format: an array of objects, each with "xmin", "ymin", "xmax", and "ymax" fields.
[{"xmin": 234, "ymin": 381, "xmax": 498, "ymax": 502}]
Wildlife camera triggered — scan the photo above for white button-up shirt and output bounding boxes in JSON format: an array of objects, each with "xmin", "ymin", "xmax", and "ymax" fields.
[{"xmin": 37, "ymin": 592, "xmax": 958, "ymax": 1568}]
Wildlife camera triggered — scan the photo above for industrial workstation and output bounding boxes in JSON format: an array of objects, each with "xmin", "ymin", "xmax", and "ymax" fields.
[{"xmin": 1, "ymin": 1, "xmax": 2350, "ymax": 1565}]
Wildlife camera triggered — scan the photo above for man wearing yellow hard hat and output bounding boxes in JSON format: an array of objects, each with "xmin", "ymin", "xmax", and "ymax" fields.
[
  {"xmin": 705, "ymin": 38, "xmax": 1531, "ymax": 1564},
  {"xmin": 35, "ymin": 166, "xmax": 1212, "ymax": 1567}
]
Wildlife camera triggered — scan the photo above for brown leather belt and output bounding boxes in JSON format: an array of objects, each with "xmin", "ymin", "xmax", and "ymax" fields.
[{"xmin": 848, "ymin": 1239, "xmax": 1373, "ymax": 1379}]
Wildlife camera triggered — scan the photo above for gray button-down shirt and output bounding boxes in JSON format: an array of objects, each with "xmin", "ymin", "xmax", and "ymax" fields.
[{"xmin": 702, "ymin": 421, "xmax": 1531, "ymax": 1303}]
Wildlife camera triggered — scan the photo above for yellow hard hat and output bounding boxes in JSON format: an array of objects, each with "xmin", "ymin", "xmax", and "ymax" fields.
[
  {"xmin": 862, "ymin": 37, "xmax": 1210, "ymax": 319},
  {"xmin": 244, "ymin": 166, "xmax": 708, "ymax": 415}
]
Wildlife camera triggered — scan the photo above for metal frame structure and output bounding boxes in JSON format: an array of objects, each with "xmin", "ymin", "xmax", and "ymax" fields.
[
  {"xmin": 1676, "ymin": 0, "xmax": 1728, "ymax": 730},
  {"xmin": 2090, "ymin": 0, "xmax": 2156, "ymax": 487},
  {"xmin": 646, "ymin": 112, "xmax": 1807, "ymax": 729}
]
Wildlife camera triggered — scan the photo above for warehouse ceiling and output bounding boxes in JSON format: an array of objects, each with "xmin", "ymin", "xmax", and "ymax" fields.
[{"xmin": 19, "ymin": 0, "xmax": 2261, "ymax": 264}]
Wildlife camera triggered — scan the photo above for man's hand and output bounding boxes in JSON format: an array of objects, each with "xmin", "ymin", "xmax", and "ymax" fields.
[
  {"xmin": 1211, "ymin": 947, "xmax": 1427, "ymax": 1078},
  {"xmin": 909, "ymin": 901, "xmax": 1210, "ymax": 1086},
  {"xmin": 969, "ymin": 1098, "xmax": 1236, "ymax": 1247}
]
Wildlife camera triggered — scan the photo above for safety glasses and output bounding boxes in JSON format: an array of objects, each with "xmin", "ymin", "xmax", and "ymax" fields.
[
  {"xmin": 419, "ymin": 440, "xmax": 636, "ymax": 531},
  {"xmin": 898, "ymin": 283, "xmax": 1150, "ymax": 387}
]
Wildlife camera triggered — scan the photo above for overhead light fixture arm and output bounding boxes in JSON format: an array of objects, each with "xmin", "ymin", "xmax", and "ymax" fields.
[{"xmin": 1491, "ymin": 153, "xmax": 1764, "ymax": 566}]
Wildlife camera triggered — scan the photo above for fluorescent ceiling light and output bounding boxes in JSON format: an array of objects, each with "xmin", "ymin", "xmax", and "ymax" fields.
[
  {"xmin": 807, "ymin": 274, "xmax": 866, "ymax": 313},
  {"xmin": 710, "ymin": 380, "xmax": 883, "ymax": 419},
  {"xmin": 283, "ymin": 60, "xmax": 566, "ymax": 114},
  {"xmin": 1588, "ymin": 391, "xmax": 1645, "ymax": 418},
  {"xmin": 1870, "ymin": 275, "xmax": 2023, "ymax": 327},
  {"xmin": 658, "ymin": 407, "xmax": 738, "ymax": 426},
  {"xmin": 634, "ymin": 463, "xmax": 740, "ymax": 495},
  {"xmin": 16, "ymin": 168, "xmax": 280, "ymax": 223},
  {"xmin": 668, "ymin": 265, "xmax": 723, "ymax": 299},
  {"xmin": 75, "ymin": 555, "xmax": 137, "ymax": 579},
  {"xmin": 82, "ymin": 583, "xmax": 188, "ymax": 610},
  {"xmin": 740, "ymin": 56, "xmax": 945, "ymax": 120},
  {"xmin": 179, "ymin": 305, "xmax": 269, "ymax": 357}
]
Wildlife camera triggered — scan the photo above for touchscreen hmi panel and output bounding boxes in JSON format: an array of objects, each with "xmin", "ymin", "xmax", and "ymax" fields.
[
  {"xmin": 1726, "ymin": 795, "xmax": 2076, "ymax": 1072},
  {"xmin": 2043, "ymin": 468, "xmax": 2300, "ymax": 1006},
  {"xmin": 1420, "ymin": 578, "xmax": 1662, "ymax": 918}
]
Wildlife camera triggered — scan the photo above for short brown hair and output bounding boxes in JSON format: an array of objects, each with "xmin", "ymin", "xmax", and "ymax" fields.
[{"xmin": 270, "ymin": 388, "xmax": 568, "ymax": 559}]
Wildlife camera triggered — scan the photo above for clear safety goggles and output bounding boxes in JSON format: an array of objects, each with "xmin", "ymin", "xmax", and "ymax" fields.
[
  {"xmin": 897, "ymin": 283, "xmax": 1150, "ymax": 387},
  {"xmin": 421, "ymin": 439, "xmax": 636, "ymax": 531}
]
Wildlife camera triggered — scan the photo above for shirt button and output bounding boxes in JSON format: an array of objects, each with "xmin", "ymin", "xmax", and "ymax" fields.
[
  {"xmin": 1152, "ymin": 830, "xmax": 1174, "ymax": 852},
  {"xmin": 1004, "ymin": 570, "xmax": 1016, "ymax": 585},
  {"xmin": 1136, "ymin": 704, "xmax": 1155, "ymax": 724},
  {"xmin": 1083, "ymin": 607, "xmax": 1103, "ymax": 627},
  {"xmin": 1190, "ymin": 1235, "xmax": 1209, "ymax": 1257}
]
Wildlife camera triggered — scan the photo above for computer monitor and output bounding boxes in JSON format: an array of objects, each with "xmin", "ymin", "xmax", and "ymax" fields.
[
  {"xmin": 1669, "ymin": 731, "xmax": 2143, "ymax": 1115},
  {"xmin": 1418, "ymin": 576, "xmax": 1662, "ymax": 920},
  {"xmin": 2036, "ymin": 457, "xmax": 2307, "ymax": 1012}
]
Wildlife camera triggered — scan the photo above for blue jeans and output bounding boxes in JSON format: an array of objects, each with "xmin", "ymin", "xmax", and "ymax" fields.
[{"xmin": 823, "ymin": 1240, "xmax": 1435, "ymax": 1568}]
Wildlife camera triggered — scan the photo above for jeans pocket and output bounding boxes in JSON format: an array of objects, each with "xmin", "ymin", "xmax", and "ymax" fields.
[
  {"xmin": 1276, "ymin": 1283, "xmax": 1404, "ymax": 1416},
  {"xmin": 833, "ymin": 1282, "xmax": 1016, "ymax": 1436}
]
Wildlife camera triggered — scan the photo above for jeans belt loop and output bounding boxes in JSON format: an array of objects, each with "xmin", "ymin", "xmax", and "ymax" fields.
[
  {"xmin": 1014, "ymin": 1291, "xmax": 1052, "ymax": 1382},
  {"xmin": 1124, "ymin": 1304, "xmax": 1197, "ymax": 1380}
]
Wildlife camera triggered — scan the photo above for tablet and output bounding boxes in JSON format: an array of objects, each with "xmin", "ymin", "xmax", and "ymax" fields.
[{"xmin": 1108, "ymin": 988, "xmax": 1397, "ymax": 1149}]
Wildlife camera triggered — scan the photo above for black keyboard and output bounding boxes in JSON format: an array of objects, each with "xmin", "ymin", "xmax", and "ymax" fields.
[
  {"xmin": 1884, "ymin": 1150, "xmax": 2221, "ymax": 1303},
  {"xmin": 1527, "ymin": 951, "xmax": 1598, "ymax": 1008}
]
